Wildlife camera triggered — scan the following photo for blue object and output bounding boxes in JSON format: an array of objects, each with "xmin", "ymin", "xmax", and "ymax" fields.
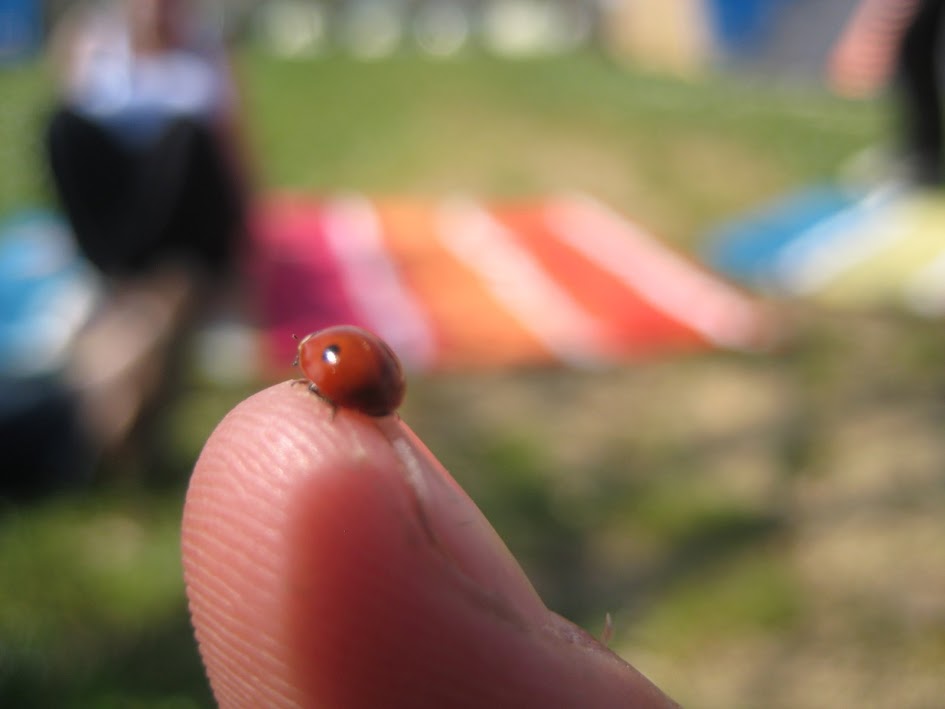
[
  {"xmin": 0, "ymin": 209, "xmax": 100, "ymax": 496},
  {"xmin": 705, "ymin": 0, "xmax": 790, "ymax": 58},
  {"xmin": 704, "ymin": 184, "xmax": 861, "ymax": 288},
  {"xmin": 0, "ymin": 0, "xmax": 42, "ymax": 63},
  {"xmin": 0, "ymin": 209, "xmax": 101, "ymax": 377}
]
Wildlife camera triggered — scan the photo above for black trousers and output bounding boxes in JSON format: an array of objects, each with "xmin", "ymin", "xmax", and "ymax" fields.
[
  {"xmin": 46, "ymin": 109, "xmax": 245, "ymax": 276},
  {"xmin": 896, "ymin": 0, "xmax": 945, "ymax": 185}
]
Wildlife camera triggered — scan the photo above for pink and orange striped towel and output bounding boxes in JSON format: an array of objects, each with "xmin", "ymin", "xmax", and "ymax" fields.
[{"xmin": 251, "ymin": 193, "xmax": 774, "ymax": 373}]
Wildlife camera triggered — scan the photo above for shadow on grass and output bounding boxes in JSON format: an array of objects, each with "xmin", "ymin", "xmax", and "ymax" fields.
[
  {"xmin": 1, "ymin": 604, "xmax": 212, "ymax": 709},
  {"xmin": 447, "ymin": 431, "xmax": 788, "ymax": 627}
]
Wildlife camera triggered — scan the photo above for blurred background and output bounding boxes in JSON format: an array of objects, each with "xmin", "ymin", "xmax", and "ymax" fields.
[{"xmin": 2, "ymin": 0, "xmax": 945, "ymax": 707}]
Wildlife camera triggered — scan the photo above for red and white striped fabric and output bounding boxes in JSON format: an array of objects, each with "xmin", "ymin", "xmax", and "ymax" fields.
[
  {"xmin": 828, "ymin": 0, "xmax": 922, "ymax": 98},
  {"xmin": 250, "ymin": 193, "xmax": 776, "ymax": 374}
]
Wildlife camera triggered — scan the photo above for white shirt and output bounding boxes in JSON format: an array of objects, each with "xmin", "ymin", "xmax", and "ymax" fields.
[{"xmin": 66, "ymin": 5, "xmax": 231, "ymax": 146}]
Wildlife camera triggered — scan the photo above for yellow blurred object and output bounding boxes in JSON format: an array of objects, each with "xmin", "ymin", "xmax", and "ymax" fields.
[
  {"xmin": 819, "ymin": 195, "xmax": 945, "ymax": 310},
  {"xmin": 602, "ymin": 0, "xmax": 712, "ymax": 77}
]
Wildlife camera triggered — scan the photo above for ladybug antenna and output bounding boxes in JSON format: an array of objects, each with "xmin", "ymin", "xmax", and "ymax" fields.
[{"xmin": 292, "ymin": 333, "xmax": 301, "ymax": 367}]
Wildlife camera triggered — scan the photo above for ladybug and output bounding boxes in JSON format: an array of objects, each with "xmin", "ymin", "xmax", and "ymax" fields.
[{"xmin": 293, "ymin": 325, "xmax": 405, "ymax": 417}]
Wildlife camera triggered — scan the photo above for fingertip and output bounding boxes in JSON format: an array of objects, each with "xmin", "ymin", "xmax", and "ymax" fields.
[
  {"xmin": 182, "ymin": 382, "xmax": 392, "ymax": 706},
  {"xmin": 182, "ymin": 383, "xmax": 676, "ymax": 708},
  {"xmin": 183, "ymin": 381, "xmax": 500, "ymax": 705}
]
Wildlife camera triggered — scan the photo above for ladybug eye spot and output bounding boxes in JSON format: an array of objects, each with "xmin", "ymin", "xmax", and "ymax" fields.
[{"xmin": 322, "ymin": 344, "xmax": 341, "ymax": 365}]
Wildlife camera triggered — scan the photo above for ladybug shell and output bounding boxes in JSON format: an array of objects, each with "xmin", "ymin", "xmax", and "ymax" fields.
[{"xmin": 296, "ymin": 325, "xmax": 405, "ymax": 417}]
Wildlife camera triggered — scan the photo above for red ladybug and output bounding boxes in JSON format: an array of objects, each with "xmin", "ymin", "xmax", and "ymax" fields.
[{"xmin": 293, "ymin": 325, "xmax": 405, "ymax": 417}]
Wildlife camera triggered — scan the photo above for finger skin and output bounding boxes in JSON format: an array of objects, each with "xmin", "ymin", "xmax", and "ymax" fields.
[{"xmin": 182, "ymin": 383, "xmax": 677, "ymax": 708}]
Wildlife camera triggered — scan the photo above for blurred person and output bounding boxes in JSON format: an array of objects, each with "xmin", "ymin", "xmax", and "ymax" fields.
[
  {"xmin": 830, "ymin": 0, "xmax": 945, "ymax": 187},
  {"xmin": 36, "ymin": 0, "xmax": 252, "ymax": 477},
  {"xmin": 45, "ymin": 0, "xmax": 249, "ymax": 276}
]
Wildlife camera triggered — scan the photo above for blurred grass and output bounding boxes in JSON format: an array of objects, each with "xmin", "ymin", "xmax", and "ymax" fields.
[
  {"xmin": 4, "ymin": 48, "xmax": 945, "ymax": 708},
  {"xmin": 0, "ymin": 60, "xmax": 53, "ymax": 216},
  {"xmin": 0, "ymin": 490, "xmax": 212, "ymax": 708},
  {"xmin": 240, "ymin": 50, "xmax": 882, "ymax": 247}
]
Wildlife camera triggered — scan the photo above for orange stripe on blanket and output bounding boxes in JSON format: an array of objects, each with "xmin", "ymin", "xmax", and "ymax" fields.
[
  {"xmin": 435, "ymin": 199, "xmax": 616, "ymax": 366},
  {"xmin": 320, "ymin": 196, "xmax": 438, "ymax": 370},
  {"xmin": 373, "ymin": 199, "xmax": 552, "ymax": 369}
]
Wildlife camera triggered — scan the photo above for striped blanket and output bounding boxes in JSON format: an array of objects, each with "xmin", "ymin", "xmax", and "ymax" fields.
[
  {"xmin": 252, "ymin": 193, "xmax": 773, "ymax": 373},
  {"xmin": 706, "ymin": 184, "xmax": 945, "ymax": 316}
]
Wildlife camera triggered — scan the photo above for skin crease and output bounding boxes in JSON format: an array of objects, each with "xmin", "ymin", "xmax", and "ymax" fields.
[{"xmin": 182, "ymin": 383, "xmax": 679, "ymax": 708}]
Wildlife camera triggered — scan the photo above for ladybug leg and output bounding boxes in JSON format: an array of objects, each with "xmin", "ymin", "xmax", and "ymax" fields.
[{"xmin": 304, "ymin": 382, "xmax": 337, "ymax": 420}]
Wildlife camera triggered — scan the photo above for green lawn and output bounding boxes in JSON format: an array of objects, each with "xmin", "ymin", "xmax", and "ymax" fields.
[{"xmin": 4, "ymin": 49, "xmax": 945, "ymax": 708}]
